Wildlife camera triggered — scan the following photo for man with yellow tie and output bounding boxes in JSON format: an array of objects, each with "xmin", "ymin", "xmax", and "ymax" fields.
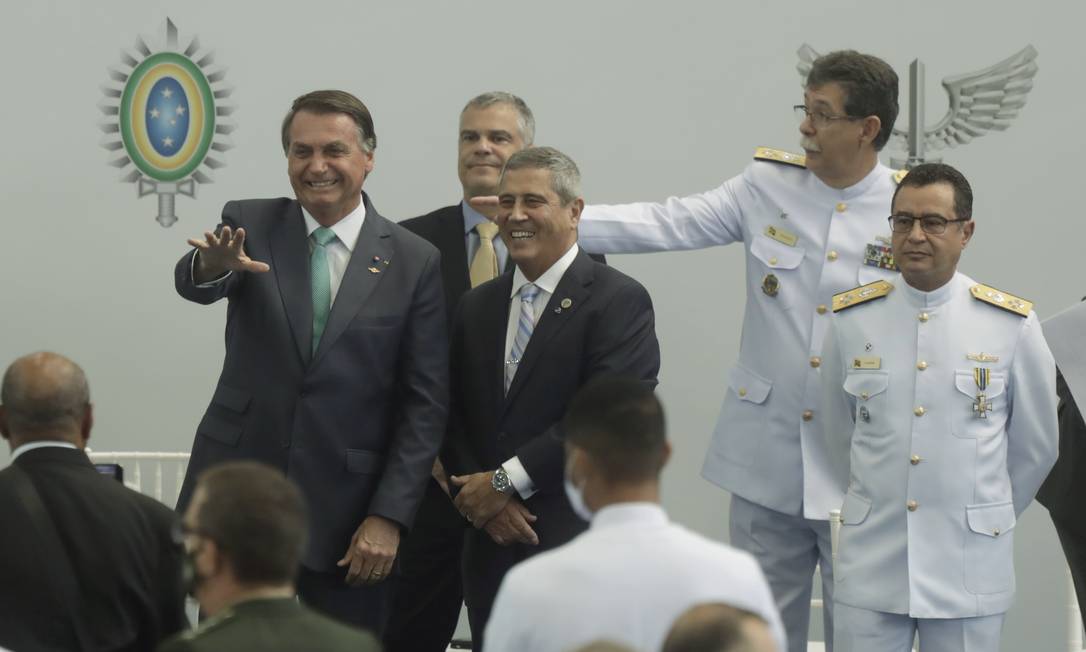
[{"xmin": 392, "ymin": 92, "xmax": 604, "ymax": 652}]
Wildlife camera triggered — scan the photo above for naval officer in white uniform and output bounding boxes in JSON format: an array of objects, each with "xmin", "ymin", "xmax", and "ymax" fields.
[
  {"xmin": 572, "ymin": 50, "xmax": 902, "ymax": 652},
  {"xmin": 821, "ymin": 163, "xmax": 1058, "ymax": 651}
]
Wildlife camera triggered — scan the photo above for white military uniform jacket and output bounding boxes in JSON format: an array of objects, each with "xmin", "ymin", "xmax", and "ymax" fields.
[
  {"xmin": 579, "ymin": 151, "xmax": 900, "ymax": 518},
  {"xmin": 482, "ymin": 503, "xmax": 785, "ymax": 652},
  {"xmin": 821, "ymin": 272, "xmax": 1058, "ymax": 617}
]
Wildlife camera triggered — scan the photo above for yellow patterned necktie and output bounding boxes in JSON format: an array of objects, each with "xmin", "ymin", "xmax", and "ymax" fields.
[{"xmin": 469, "ymin": 222, "xmax": 500, "ymax": 288}]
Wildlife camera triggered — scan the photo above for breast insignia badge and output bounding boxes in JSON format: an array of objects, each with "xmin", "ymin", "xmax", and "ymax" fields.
[{"xmin": 762, "ymin": 274, "xmax": 780, "ymax": 297}]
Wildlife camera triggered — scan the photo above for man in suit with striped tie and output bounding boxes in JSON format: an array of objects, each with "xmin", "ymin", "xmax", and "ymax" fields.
[
  {"xmin": 391, "ymin": 94, "xmax": 604, "ymax": 652},
  {"xmin": 441, "ymin": 146, "xmax": 660, "ymax": 648}
]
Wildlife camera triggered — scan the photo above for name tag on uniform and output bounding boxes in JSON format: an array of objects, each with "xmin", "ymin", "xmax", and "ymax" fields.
[
  {"xmin": 764, "ymin": 225, "xmax": 798, "ymax": 247},
  {"xmin": 852, "ymin": 356, "xmax": 881, "ymax": 370}
]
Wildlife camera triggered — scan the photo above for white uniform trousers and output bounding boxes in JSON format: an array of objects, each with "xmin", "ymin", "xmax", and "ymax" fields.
[
  {"xmin": 834, "ymin": 603, "xmax": 1003, "ymax": 652},
  {"xmin": 730, "ymin": 494, "xmax": 833, "ymax": 652}
]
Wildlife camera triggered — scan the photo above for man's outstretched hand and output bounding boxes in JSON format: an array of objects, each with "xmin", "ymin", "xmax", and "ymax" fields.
[{"xmin": 188, "ymin": 225, "xmax": 270, "ymax": 283}]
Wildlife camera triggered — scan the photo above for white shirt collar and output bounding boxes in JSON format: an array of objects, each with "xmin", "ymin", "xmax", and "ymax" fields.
[
  {"xmin": 301, "ymin": 200, "xmax": 367, "ymax": 251},
  {"xmin": 11, "ymin": 440, "xmax": 78, "ymax": 461},
  {"xmin": 590, "ymin": 502, "xmax": 669, "ymax": 530},
  {"xmin": 510, "ymin": 243, "xmax": 580, "ymax": 298}
]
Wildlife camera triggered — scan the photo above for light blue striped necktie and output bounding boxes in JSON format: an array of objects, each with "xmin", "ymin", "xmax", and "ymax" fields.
[
  {"xmin": 310, "ymin": 226, "xmax": 338, "ymax": 354},
  {"xmin": 505, "ymin": 283, "xmax": 541, "ymax": 392}
]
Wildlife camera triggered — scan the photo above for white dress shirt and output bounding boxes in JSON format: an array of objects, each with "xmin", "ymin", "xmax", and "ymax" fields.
[
  {"xmin": 192, "ymin": 202, "xmax": 367, "ymax": 306},
  {"xmin": 500, "ymin": 243, "xmax": 580, "ymax": 498},
  {"xmin": 483, "ymin": 502, "xmax": 786, "ymax": 652},
  {"xmin": 10, "ymin": 440, "xmax": 78, "ymax": 462}
]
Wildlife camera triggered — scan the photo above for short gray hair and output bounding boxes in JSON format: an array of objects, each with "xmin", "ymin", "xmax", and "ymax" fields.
[
  {"xmin": 462, "ymin": 91, "xmax": 535, "ymax": 145},
  {"xmin": 502, "ymin": 146, "xmax": 582, "ymax": 204},
  {"xmin": 1, "ymin": 352, "xmax": 90, "ymax": 437}
]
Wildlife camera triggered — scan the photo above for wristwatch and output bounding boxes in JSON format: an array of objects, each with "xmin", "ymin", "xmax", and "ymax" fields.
[{"xmin": 491, "ymin": 466, "xmax": 515, "ymax": 495}]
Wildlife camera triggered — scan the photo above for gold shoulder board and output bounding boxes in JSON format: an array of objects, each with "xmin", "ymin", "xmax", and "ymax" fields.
[
  {"xmin": 893, "ymin": 169, "xmax": 909, "ymax": 184},
  {"xmin": 754, "ymin": 147, "xmax": 806, "ymax": 168},
  {"xmin": 833, "ymin": 280, "xmax": 894, "ymax": 313},
  {"xmin": 970, "ymin": 284, "xmax": 1033, "ymax": 317}
]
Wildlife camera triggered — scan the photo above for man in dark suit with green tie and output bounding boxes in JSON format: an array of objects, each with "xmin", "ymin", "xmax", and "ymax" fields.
[{"xmin": 175, "ymin": 90, "xmax": 448, "ymax": 633}]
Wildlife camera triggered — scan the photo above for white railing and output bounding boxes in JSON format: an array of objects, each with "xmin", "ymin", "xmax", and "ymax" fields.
[{"xmin": 85, "ymin": 450, "xmax": 189, "ymax": 507}]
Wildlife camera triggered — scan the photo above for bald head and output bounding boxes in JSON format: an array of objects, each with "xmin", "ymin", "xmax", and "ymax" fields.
[
  {"xmin": 0, "ymin": 352, "xmax": 92, "ymax": 449},
  {"xmin": 663, "ymin": 604, "xmax": 778, "ymax": 652}
]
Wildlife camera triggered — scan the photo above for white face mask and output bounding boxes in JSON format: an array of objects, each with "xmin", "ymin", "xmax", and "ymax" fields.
[{"xmin": 564, "ymin": 456, "xmax": 594, "ymax": 522}]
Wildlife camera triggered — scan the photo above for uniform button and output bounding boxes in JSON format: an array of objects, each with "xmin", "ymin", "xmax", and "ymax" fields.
[
  {"xmin": 907, "ymin": 500, "xmax": 918, "ymax": 512},
  {"xmin": 860, "ymin": 391, "xmax": 869, "ymax": 400},
  {"xmin": 917, "ymin": 361, "xmax": 928, "ymax": 370},
  {"xmin": 810, "ymin": 356, "xmax": 821, "ymax": 368},
  {"xmin": 802, "ymin": 410, "xmax": 814, "ymax": 421},
  {"xmin": 817, "ymin": 304, "xmax": 828, "ymax": 315},
  {"xmin": 993, "ymin": 528, "xmax": 1001, "ymax": 536},
  {"xmin": 836, "ymin": 202, "xmax": 847, "ymax": 213},
  {"xmin": 827, "ymin": 251, "xmax": 839, "ymax": 261},
  {"xmin": 914, "ymin": 406, "xmax": 926, "ymax": 417},
  {"xmin": 769, "ymin": 257, "xmax": 779, "ymax": 265},
  {"xmin": 910, "ymin": 455, "xmax": 921, "ymax": 465},
  {"xmin": 918, "ymin": 312, "xmax": 930, "ymax": 322},
  {"xmin": 738, "ymin": 387, "xmax": 747, "ymax": 397}
]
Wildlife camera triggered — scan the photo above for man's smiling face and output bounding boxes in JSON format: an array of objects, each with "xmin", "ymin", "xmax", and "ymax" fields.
[
  {"xmin": 286, "ymin": 110, "xmax": 373, "ymax": 225},
  {"xmin": 458, "ymin": 103, "xmax": 526, "ymax": 199},
  {"xmin": 496, "ymin": 166, "xmax": 581, "ymax": 281}
]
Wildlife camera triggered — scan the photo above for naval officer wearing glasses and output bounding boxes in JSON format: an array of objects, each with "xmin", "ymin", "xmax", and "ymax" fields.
[
  {"xmin": 820, "ymin": 163, "xmax": 1057, "ymax": 652},
  {"xmin": 572, "ymin": 50, "xmax": 902, "ymax": 652}
]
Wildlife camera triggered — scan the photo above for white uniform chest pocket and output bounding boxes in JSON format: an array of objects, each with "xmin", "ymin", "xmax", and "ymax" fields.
[
  {"xmin": 750, "ymin": 234, "xmax": 805, "ymax": 309},
  {"xmin": 843, "ymin": 371, "xmax": 890, "ymax": 434},
  {"xmin": 952, "ymin": 369, "xmax": 1008, "ymax": 438}
]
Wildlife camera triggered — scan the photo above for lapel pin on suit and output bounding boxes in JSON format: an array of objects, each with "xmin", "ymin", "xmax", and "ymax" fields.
[{"xmin": 554, "ymin": 297, "xmax": 573, "ymax": 314}]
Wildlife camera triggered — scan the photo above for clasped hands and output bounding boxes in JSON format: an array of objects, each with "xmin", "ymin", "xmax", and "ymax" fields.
[{"xmin": 451, "ymin": 471, "xmax": 538, "ymax": 547}]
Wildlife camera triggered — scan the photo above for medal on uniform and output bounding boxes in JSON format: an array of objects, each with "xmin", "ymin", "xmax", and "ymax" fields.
[
  {"xmin": 762, "ymin": 273, "xmax": 780, "ymax": 297},
  {"xmin": 863, "ymin": 242, "xmax": 897, "ymax": 271},
  {"xmin": 859, "ymin": 406, "xmax": 871, "ymax": 423},
  {"xmin": 972, "ymin": 367, "xmax": 991, "ymax": 418}
]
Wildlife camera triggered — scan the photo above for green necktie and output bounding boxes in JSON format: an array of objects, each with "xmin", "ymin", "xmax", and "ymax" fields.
[{"xmin": 310, "ymin": 227, "xmax": 337, "ymax": 354}]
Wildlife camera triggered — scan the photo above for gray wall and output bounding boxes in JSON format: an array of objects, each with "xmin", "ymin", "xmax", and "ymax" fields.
[{"xmin": 1, "ymin": 0, "xmax": 1078, "ymax": 648}]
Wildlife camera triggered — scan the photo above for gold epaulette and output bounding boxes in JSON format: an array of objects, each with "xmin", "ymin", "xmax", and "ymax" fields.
[
  {"xmin": 893, "ymin": 169, "xmax": 909, "ymax": 184},
  {"xmin": 754, "ymin": 147, "xmax": 806, "ymax": 168},
  {"xmin": 970, "ymin": 284, "xmax": 1033, "ymax": 317},
  {"xmin": 832, "ymin": 280, "xmax": 894, "ymax": 313}
]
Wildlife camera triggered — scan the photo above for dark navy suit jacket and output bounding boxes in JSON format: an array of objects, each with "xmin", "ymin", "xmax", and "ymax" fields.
[{"xmin": 175, "ymin": 193, "xmax": 448, "ymax": 570}]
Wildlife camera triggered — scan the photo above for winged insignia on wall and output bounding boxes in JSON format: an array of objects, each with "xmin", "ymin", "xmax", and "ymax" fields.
[{"xmin": 796, "ymin": 43, "xmax": 1038, "ymax": 168}]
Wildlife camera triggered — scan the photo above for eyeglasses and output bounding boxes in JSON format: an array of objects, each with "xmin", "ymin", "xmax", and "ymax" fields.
[
  {"xmin": 793, "ymin": 105, "xmax": 862, "ymax": 128},
  {"xmin": 887, "ymin": 214, "xmax": 970, "ymax": 235}
]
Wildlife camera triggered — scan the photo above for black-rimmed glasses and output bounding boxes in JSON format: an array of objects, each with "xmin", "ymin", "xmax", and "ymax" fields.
[{"xmin": 888, "ymin": 214, "xmax": 970, "ymax": 235}]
